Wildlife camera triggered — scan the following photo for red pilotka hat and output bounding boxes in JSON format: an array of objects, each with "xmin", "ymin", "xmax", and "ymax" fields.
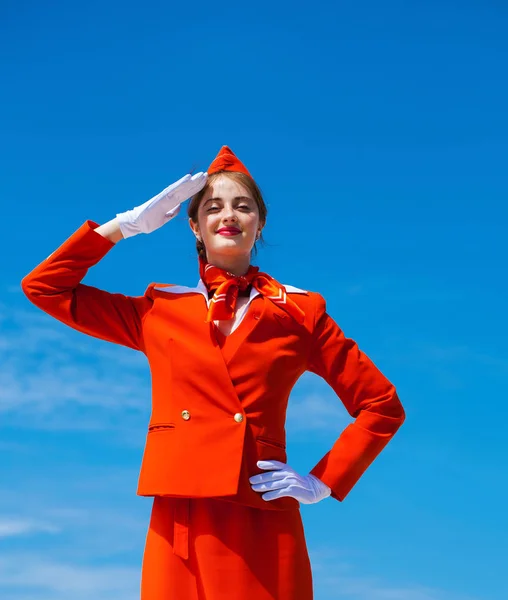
[{"xmin": 207, "ymin": 145, "xmax": 252, "ymax": 178}]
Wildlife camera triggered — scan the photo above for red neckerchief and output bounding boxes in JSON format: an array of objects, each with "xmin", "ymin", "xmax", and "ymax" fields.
[{"xmin": 199, "ymin": 256, "xmax": 305, "ymax": 324}]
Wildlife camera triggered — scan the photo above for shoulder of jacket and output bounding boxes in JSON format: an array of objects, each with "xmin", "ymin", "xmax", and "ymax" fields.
[
  {"xmin": 282, "ymin": 286, "xmax": 324, "ymax": 301},
  {"xmin": 144, "ymin": 283, "xmax": 203, "ymax": 298},
  {"xmin": 283, "ymin": 284, "xmax": 308, "ymax": 294},
  {"xmin": 283, "ymin": 288, "xmax": 326, "ymax": 319},
  {"xmin": 293, "ymin": 289, "xmax": 326, "ymax": 316}
]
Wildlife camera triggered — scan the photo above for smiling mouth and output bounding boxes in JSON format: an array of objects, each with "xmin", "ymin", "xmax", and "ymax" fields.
[{"xmin": 217, "ymin": 229, "xmax": 241, "ymax": 235}]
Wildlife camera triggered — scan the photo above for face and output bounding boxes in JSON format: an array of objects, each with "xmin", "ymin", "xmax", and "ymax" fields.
[{"xmin": 189, "ymin": 175, "xmax": 262, "ymax": 262}]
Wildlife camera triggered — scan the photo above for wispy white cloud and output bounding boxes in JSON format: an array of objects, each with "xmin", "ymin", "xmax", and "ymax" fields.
[
  {"xmin": 287, "ymin": 391, "xmax": 352, "ymax": 432},
  {"xmin": 286, "ymin": 370, "xmax": 354, "ymax": 436},
  {"xmin": 0, "ymin": 537, "xmax": 480, "ymax": 600},
  {"xmin": 310, "ymin": 546, "xmax": 481, "ymax": 600},
  {"xmin": 0, "ymin": 495, "xmax": 149, "ymax": 560},
  {"xmin": 0, "ymin": 305, "xmax": 150, "ymax": 433},
  {"xmin": 0, "ymin": 518, "xmax": 59, "ymax": 538},
  {"xmin": 0, "ymin": 555, "xmax": 139, "ymax": 600},
  {"xmin": 0, "ymin": 495, "xmax": 145, "ymax": 599}
]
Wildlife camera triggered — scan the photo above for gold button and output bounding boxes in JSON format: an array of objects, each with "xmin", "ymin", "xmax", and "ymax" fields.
[
  {"xmin": 233, "ymin": 413, "xmax": 244, "ymax": 423},
  {"xmin": 181, "ymin": 410, "xmax": 191, "ymax": 421}
]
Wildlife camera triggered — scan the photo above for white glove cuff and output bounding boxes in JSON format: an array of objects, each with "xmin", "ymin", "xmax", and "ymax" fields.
[
  {"xmin": 116, "ymin": 210, "xmax": 141, "ymax": 239},
  {"xmin": 308, "ymin": 474, "xmax": 332, "ymax": 501},
  {"xmin": 116, "ymin": 203, "xmax": 181, "ymax": 239}
]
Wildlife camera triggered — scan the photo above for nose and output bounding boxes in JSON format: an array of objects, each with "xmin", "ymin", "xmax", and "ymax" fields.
[{"xmin": 221, "ymin": 206, "xmax": 239, "ymax": 223}]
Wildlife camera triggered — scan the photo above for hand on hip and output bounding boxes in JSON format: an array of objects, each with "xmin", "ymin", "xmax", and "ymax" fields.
[{"xmin": 249, "ymin": 460, "xmax": 331, "ymax": 504}]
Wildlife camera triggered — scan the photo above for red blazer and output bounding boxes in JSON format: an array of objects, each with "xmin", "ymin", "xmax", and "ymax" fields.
[{"xmin": 21, "ymin": 221, "xmax": 405, "ymax": 511}]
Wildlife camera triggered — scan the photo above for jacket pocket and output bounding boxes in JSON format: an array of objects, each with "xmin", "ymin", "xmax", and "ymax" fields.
[
  {"xmin": 256, "ymin": 435, "xmax": 286, "ymax": 450},
  {"xmin": 148, "ymin": 423, "xmax": 176, "ymax": 432}
]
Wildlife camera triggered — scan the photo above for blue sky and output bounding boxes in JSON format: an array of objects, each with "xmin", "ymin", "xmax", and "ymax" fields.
[{"xmin": 1, "ymin": 0, "xmax": 507, "ymax": 598}]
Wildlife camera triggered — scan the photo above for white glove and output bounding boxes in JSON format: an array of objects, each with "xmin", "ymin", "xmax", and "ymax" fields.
[
  {"xmin": 249, "ymin": 460, "xmax": 332, "ymax": 504},
  {"xmin": 116, "ymin": 172, "xmax": 208, "ymax": 238}
]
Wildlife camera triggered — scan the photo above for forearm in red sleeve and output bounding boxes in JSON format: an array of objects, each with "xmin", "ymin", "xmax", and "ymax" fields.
[
  {"xmin": 21, "ymin": 220, "xmax": 152, "ymax": 352},
  {"xmin": 306, "ymin": 294, "xmax": 405, "ymax": 501}
]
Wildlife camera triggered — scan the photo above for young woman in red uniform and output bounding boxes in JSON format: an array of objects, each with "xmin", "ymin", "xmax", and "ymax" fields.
[{"xmin": 21, "ymin": 146, "xmax": 405, "ymax": 599}]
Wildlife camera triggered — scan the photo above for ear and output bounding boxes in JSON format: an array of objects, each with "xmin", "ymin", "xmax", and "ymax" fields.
[{"xmin": 188, "ymin": 218, "xmax": 200, "ymax": 238}]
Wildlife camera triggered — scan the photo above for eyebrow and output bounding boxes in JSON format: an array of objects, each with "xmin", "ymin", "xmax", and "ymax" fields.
[{"xmin": 203, "ymin": 196, "xmax": 253, "ymax": 206}]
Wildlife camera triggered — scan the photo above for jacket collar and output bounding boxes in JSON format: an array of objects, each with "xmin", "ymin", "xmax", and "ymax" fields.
[{"xmin": 153, "ymin": 279, "xmax": 307, "ymax": 308}]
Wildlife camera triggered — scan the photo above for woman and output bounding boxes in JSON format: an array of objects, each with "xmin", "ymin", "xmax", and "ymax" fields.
[{"xmin": 21, "ymin": 146, "xmax": 405, "ymax": 599}]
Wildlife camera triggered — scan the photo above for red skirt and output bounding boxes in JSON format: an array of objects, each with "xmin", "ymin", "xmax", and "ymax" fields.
[{"xmin": 141, "ymin": 496, "xmax": 313, "ymax": 599}]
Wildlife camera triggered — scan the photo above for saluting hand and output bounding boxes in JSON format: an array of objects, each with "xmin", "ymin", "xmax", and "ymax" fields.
[
  {"xmin": 249, "ymin": 460, "xmax": 332, "ymax": 504},
  {"xmin": 116, "ymin": 172, "xmax": 208, "ymax": 239}
]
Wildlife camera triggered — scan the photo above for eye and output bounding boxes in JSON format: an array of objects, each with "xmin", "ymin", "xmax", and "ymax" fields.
[{"xmin": 206, "ymin": 206, "xmax": 220, "ymax": 212}]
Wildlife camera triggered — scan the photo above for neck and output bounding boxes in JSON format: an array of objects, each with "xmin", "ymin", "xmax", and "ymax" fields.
[{"xmin": 205, "ymin": 252, "xmax": 251, "ymax": 276}]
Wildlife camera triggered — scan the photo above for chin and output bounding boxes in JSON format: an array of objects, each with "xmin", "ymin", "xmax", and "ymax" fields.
[
  {"xmin": 212, "ymin": 246, "xmax": 248, "ymax": 257},
  {"xmin": 208, "ymin": 240, "xmax": 254, "ymax": 256},
  {"xmin": 211, "ymin": 237, "xmax": 244, "ymax": 249}
]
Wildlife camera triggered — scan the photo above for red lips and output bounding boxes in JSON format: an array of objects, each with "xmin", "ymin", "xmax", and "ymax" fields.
[{"xmin": 217, "ymin": 227, "xmax": 241, "ymax": 233}]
